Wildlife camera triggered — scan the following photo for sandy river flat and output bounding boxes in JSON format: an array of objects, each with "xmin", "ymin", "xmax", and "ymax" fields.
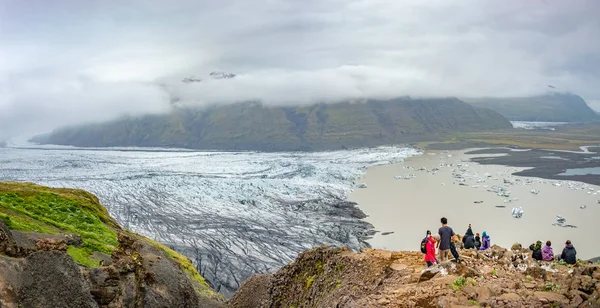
[{"xmin": 349, "ymin": 149, "xmax": 600, "ymax": 259}]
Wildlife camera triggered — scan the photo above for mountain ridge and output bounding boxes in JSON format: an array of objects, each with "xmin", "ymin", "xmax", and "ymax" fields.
[
  {"xmin": 31, "ymin": 98, "xmax": 512, "ymax": 151},
  {"xmin": 464, "ymin": 93, "xmax": 600, "ymax": 122}
]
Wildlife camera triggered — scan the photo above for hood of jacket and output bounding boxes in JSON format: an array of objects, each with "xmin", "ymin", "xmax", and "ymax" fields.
[
  {"xmin": 465, "ymin": 228, "xmax": 474, "ymax": 236},
  {"xmin": 565, "ymin": 244, "xmax": 574, "ymax": 250}
]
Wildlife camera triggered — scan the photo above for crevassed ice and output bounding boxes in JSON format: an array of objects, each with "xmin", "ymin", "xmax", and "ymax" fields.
[{"xmin": 0, "ymin": 146, "xmax": 420, "ymax": 296}]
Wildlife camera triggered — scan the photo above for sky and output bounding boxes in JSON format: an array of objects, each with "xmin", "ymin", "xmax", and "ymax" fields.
[{"xmin": 1, "ymin": 0, "xmax": 599, "ymax": 139}]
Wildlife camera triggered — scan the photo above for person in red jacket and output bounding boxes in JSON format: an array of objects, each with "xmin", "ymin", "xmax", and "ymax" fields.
[{"xmin": 425, "ymin": 234, "xmax": 440, "ymax": 267}]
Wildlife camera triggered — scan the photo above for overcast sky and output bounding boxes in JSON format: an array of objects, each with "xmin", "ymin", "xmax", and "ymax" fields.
[{"xmin": 1, "ymin": 0, "xmax": 599, "ymax": 139}]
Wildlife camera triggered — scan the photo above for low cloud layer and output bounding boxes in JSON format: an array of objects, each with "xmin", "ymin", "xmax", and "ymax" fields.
[{"xmin": 1, "ymin": 0, "xmax": 599, "ymax": 139}]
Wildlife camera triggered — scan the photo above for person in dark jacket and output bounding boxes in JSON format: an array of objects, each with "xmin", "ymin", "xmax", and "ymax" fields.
[
  {"xmin": 530, "ymin": 241, "xmax": 543, "ymax": 261},
  {"xmin": 450, "ymin": 235, "xmax": 462, "ymax": 263},
  {"xmin": 462, "ymin": 225, "xmax": 476, "ymax": 249},
  {"xmin": 474, "ymin": 232, "xmax": 482, "ymax": 250},
  {"xmin": 559, "ymin": 240, "xmax": 577, "ymax": 265}
]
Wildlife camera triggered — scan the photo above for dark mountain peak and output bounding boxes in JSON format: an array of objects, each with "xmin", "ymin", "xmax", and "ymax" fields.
[
  {"xmin": 182, "ymin": 75, "xmax": 203, "ymax": 83},
  {"xmin": 209, "ymin": 71, "xmax": 236, "ymax": 79}
]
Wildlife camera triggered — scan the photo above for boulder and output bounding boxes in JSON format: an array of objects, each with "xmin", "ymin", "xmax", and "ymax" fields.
[
  {"xmin": 524, "ymin": 266, "xmax": 547, "ymax": 280},
  {"xmin": 498, "ymin": 293, "xmax": 521, "ymax": 301},
  {"xmin": 35, "ymin": 238, "xmax": 68, "ymax": 251},
  {"xmin": 0, "ymin": 220, "xmax": 17, "ymax": 256},
  {"xmin": 511, "ymin": 243, "xmax": 522, "ymax": 251},
  {"xmin": 418, "ymin": 268, "xmax": 440, "ymax": 282},
  {"xmin": 533, "ymin": 291, "xmax": 568, "ymax": 305},
  {"xmin": 229, "ymin": 274, "xmax": 273, "ymax": 308},
  {"xmin": 19, "ymin": 251, "xmax": 99, "ymax": 308}
]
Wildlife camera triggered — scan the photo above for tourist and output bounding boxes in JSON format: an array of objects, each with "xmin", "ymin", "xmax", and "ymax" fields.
[
  {"xmin": 479, "ymin": 231, "xmax": 491, "ymax": 250},
  {"xmin": 530, "ymin": 241, "xmax": 543, "ymax": 261},
  {"xmin": 559, "ymin": 240, "xmax": 577, "ymax": 265},
  {"xmin": 425, "ymin": 234, "xmax": 440, "ymax": 267},
  {"xmin": 462, "ymin": 224, "xmax": 476, "ymax": 249},
  {"xmin": 542, "ymin": 241, "xmax": 554, "ymax": 261},
  {"xmin": 474, "ymin": 232, "xmax": 482, "ymax": 250},
  {"xmin": 437, "ymin": 217, "xmax": 455, "ymax": 261}
]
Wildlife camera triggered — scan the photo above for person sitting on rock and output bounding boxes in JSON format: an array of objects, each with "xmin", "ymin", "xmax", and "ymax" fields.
[
  {"xmin": 425, "ymin": 234, "xmax": 440, "ymax": 267},
  {"xmin": 462, "ymin": 224, "xmax": 476, "ymax": 249},
  {"xmin": 542, "ymin": 240, "xmax": 554, "ymax": 261},
  {"xmin": 479, "ymin": 231, "xmax": 491, "ymax": 250},
  {"xmin": 559, "ymin": 240, "xmax": 577, "ymax": 265},
  {"xmin": 530, "ymin": 240, "xmax": 543, "ymax": 261},
  {"xmin": 474, "ymin": 232, "xmax": 482, "ymax": 250}
]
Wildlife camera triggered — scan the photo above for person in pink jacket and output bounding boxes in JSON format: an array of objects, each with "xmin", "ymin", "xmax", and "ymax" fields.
[
  {"xmin": 425, "ymin": 234, "xmax": 440, "ymax": 267},
  {"xmin": 542, "ymin": 240, "xmax": 554, "ymax": 261}
]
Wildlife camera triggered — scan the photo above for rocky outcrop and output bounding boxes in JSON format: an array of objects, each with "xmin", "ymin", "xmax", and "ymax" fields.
[
  {"xmin": 0, "ymin": 228, "xmax": 226, "ymax": 308},
  {"xmin": 233, "ymin": 245, "xmax": 600, "ymax": 307},
  {"xmin": 0, "ymin": 182, "xmax": 225, "ymax": 308}
]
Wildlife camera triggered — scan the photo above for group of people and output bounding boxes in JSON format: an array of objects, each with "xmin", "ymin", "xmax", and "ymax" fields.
[
  {"xmin": 529, "ymin": 240, "xmax": 578, "ymax": 265},
  {"xmin": 422, "ymin": 217, "xmax": 478, "ymax": 267},
  {"xmin": 461, "ymin": 223, "xmax": 490, "ymax": 251},
  {"xmin": 422, "ymin": 217, "xmax": 578, "ymax": 267}
]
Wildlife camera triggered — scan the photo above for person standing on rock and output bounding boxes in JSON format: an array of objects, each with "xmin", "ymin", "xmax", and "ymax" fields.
[
  {"xmin": 425, "ymin": 234, "xmax": 440, "ymax": 267},
  {"xmin": 542, "ymin": 241, "xmax": 554, "ymax": 261},
  {"xmin": 462, "ymin": 224, "xmax": 476, "ymax": 249},
  {"xmin": 437, "ymin": 217, "xmax": 455, "ymax": 261},
  {"xmin": 559, "ymin": 240, "xmax": 577, "ymax": 265}
]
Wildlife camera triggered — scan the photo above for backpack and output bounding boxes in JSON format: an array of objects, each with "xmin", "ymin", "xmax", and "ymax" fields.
[{"xmin": 420, "ymin": 237, "xmax": 428, "ymax": 253}]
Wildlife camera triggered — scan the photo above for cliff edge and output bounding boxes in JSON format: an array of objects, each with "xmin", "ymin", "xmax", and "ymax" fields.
[
  {"xmin": 231, "ymin": 246, "xmax": 600, "ymax": 308},
  {"xmin": 0, "ymin": 182, "xmax": 225, "ymax": 308}
]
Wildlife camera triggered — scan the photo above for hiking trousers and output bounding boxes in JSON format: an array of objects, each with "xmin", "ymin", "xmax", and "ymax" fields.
[{"xmin": 438, "ymin": 249, "xmax": 450, "ymax": 261}]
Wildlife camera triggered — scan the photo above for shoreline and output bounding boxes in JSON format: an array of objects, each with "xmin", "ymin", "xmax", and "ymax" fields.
[{"xmin": 350, "ymin": 148, "xmax": 600, "ymax": 260}]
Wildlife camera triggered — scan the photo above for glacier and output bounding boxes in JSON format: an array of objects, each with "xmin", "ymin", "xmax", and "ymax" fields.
[{"xmin": 0, "ymin": 145, "xmax": 420, "ymax": 296}]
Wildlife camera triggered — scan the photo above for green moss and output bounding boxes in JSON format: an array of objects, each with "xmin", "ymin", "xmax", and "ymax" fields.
[
  {"xmin": 144, "ymin": 237, "xmax": 224, "ymax": 301},
  {"xmin": 543, "ymin": 282, "xmax": 560, "ymax": 292},
  {"xmin": 450, "ymin": 276, "xmax": 467, "ymax": 290},
  {"xmin": 0, "ymin": 182, "xmax": 118, "ymax": 255},
  {"xmin": 305, "ymin": 275, "xmax": 315, "ymax": 290},
  {"xmin": 67, "ymin": 246, "xmax": 100, "ymax": 268},
  {"xmin": 0, "ymin": 211, "xmax": 58, "ymax": 234},
  {"xmin": 469, "ymin": 299, "xmax": 480, "ymax": 306}
]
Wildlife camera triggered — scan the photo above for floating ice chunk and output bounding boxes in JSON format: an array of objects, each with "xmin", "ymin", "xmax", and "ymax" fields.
[
  {"xmin": 511, "ymin": 207, "xmax": 523, "ymax": 218},
  {"xmin": 358, "ymin": 183, "xmax": 368, "ymax": 188},
  {"xmin": 530, "ymin": 189, "xmax": 539, "ymax": 194}
]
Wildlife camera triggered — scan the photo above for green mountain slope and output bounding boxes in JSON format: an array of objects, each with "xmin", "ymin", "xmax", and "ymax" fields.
[
  {"xmin": 32, "ymin": 98, "xmax": 512, "ymax": 151},
  {"xmin": 464, "ymin": 93, "xmax": 600, "ymax": 122}
]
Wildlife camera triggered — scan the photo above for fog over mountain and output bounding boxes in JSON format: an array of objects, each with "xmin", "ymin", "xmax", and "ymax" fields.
[{"xmin": 1, "ymin": 0, "xmax": 600, "ymax": 140}]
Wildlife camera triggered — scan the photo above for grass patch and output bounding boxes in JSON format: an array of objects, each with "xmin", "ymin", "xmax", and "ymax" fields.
[
  {"xmin": 451, "ymin": 276, "xmax": 467, "ymax": 290},
  {"xmin": 469, "ymin": 299, "xmax": 480, "ymax": 306},
  {"xmin": 0, "ymin": 211, "xmax": 58, "ymax": 234},
  {"xmin": 305, "ymin": 275, "xmax": 316, "ymax": 290},
  {"xmin": 491, "ymin": 268, "xmax": 497, "ymax": 276},
  {"xmin": 543, "ymin": 282, "xmax": 561, "ymax": 292},
  {"xmin": 0, "ymin": 182, "xmax": 118, "ymax": 254},
  {"xmin": 67, "ymin": 246, "xmax": 100, "ymax": 268},
  {"xmin": 144, "ymin": 237, "xmax": 224, "ymax": 301}
]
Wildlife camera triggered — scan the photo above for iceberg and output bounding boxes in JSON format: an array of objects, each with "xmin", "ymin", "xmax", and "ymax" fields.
[{"xmin": 511, "ymin": 207, "xmax": 524, "ymax": 218}]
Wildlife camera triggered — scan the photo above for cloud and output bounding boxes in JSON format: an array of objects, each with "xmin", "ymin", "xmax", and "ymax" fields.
[{"xmin": 1, "ymin": 0, "xmax": 599, "ymax": 139}]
